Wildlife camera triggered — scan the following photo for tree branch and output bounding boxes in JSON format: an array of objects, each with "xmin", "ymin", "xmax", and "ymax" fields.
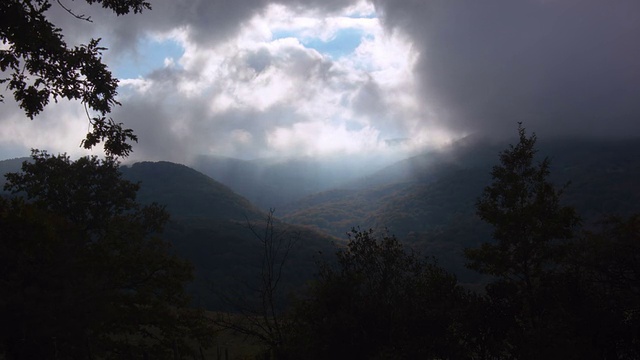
[{"xmin": 56, "ymin": 0, "xmax": 93, "ymax": 22}]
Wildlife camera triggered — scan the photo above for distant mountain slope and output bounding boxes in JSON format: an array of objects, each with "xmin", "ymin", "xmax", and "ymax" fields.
[
  {"xmin": 2, "ymin": 159, "xmax": 337, "ymax": 310},
  {"xmin": 284, "ymin": 137, "xmax": 640, "ymax": 231},
  {"xmin": 344, "ymin": 134, "xmax": 502, "ymax": 190},
  {"xmin": 0, "ymin": 157, "xmax": 29, "ymax": 190},
  {"xmin": 5, "ymin": 137, "xmax": 639, "ymax": 300},
  {"xmin": 118, "ymin": 161, "xmax": 339, "ymax": 309},
  {"xmin": 279, "ymin": 137, "xmax": 640, "ymax": 279},
  {"xmin": 190, "ymin": 154, "xmax": 396, "ymax": 210},
  {"xmin": 121, "ymin": 161, "xmax": 264, "ymax": 221}
]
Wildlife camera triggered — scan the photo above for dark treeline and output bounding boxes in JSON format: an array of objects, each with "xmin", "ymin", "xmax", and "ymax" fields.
[
  {"xmin": 270, "ymin": 125, "xmax": 640, "ymax": 359},
  {"xmin": 3, "ymin": 2, "xmax": 637, "ymax": 358},
  {"xmin": 1, "ymin": 126, "xmax": 639, "ymax": 359},
  {"xmin": 0, "ymin": 151, "xmax": 212, "ymax": 359}
]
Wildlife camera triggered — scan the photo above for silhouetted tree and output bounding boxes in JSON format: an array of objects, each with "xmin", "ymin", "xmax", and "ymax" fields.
[
  {"xmin": 212, "ymin": 209, "xmax": 299, "ymax": 358},
  {"xmin": 464, "ymin": 124, "xmax": 584, "ymax": 358},
  {"xmin": 0, "ymin": 150, "xmax": 210, "ymax": 359},
  {"xmin": 567, "ymin": 215, "xmax": 640, "ymax": 358},
  {"xmin": 287, "ymin": 228, "xmax": 471, "ymax": 359},
  {"xmin": 1, "ymin": 0, "xmax": 148, "ymax": 156}
]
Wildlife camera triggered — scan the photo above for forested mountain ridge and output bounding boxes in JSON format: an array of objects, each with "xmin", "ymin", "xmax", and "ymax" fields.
[
  {"xmin": 2, "ymin": 135, "xmax": 640, "ymax": 358},
  {"xmin": 190, "ymin": 154, "xmax": 395, "ymax": 210},
  {"xmin": 276, "ymin": 137, "xmax": 640, "ymax": 280},
  {"xmin": 2, "ymin": 136, "xmax": 639, "ymax": 303},
  {"xmin": 120, "ymin": 161, "xmax": 264, "ymax": 221},
  {"xmin": 281, "ymin": 137, "xmax": 640, "ymax": 235},
  {"xmin": 1, "ymin": 158, "xmax": 337, "ymax": 311},
  {"xmin": 117, "ymin": 161, "xmax": 339, "ymax": 310},
  {"xmin": 0, "ymin": 157, "xmax": 29, "ymax": 188}
]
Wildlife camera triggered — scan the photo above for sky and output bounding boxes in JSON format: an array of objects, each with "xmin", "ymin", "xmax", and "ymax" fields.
[{"xmin": 1, "ymin": 0, "xmax": 640, "ymax": 164}]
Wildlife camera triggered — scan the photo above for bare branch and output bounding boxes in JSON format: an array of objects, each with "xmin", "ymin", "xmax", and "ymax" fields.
[
  {"xmin": 56, "ymin": 0, "xmax": 93, "ymax": 22},
  {"xmin": 211, "ymin": 208, "xmax": 299, "ymax": 352}
]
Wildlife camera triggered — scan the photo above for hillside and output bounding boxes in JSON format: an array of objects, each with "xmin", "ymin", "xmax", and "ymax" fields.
[
  {"xmin": 3, "ymin": 137, "xmax": 640, "ymax": 299},
  {"xmin": 283, "ymin": 137, "xmax": 640, "ymax": 232},
  {"xmin": 0, "ymin": 157, "xmax": 29, "ymax": 190},
  {"xmin": 1, "ymin": 159, "xmax": 337, "ymax": 311},
  {"xmin": 278, "ymin": 137, "xmax": 640, "ymax": 279},
  {"xmin": 190, "ymin": 154, "xmax": 396, "ymax": 210},
  {"xmin": 119, "ymin": 161, "xmax": 338, "ymax": 310},
  {"xmin": 121, "ymin": 161, "xmax": 264, "ymax": 221}
]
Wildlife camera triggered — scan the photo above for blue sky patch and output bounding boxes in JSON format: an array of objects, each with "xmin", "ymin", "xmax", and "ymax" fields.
[
  {"xmin": 345, "ymin": 10, "xmax": 377, "ymax": 19},
  {"xmin": 113, "ymin": 37, "xmax": 184, "ymax": 79},
  {"xmin": 273, "ymin": 28, "xmax": 366, "ymax": 59}
]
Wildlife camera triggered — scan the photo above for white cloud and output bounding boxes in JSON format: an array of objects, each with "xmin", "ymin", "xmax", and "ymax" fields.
[
  {"xmin": 6, "ymin": 0, "xmax": 635, "ymax": 163},
  {"xmin": 2, "ymin": 0, "xmax": 452, "ymax": 162},
  {"xmin": 133, "ymin": 2, "xmax": 429, "ymax": 159},
  {"xmin": 119, "ymin": 78, "xmax": 153, "ymax": 94},
  {"xmin": 267, "ymin": 120, "xmax": 382, "ymax": 156},
  {"xmin": 0, "ymin": 98, "xmax": 103, "ymax": 158}
]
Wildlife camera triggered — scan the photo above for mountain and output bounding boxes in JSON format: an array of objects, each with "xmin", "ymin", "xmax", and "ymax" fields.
[
  {"xmin": 4, "ymin": 136, "xmax": 640, "ymax": 298},
  {"xmin": 2, "ymin": 159, "xmax": 337, "ymax": 310},
  {"xmin": 121, "ymin": 161, "xmax": 264, "ymax": 221},
  {"xmin": 278, "ymin": 135, "xmax": 510, "ymax": 238},
  {"xmin": 278, "ymin": 137, "xmax": 640, "ymax": 281},
  {"xmin": 342, "ymin": 134, "xmax": 502, "ymax": 190},
  {"xmin": 118, "ymin": 161, "xmax": 338, "ymax": 310},
  {"xmin": 0, "ymin": 157, "xmax": 29, "ymax": 190},
  {"xmin": 190, "ymin": 154, "xmax": 398, "ymax": 210},
  {"xmin": 283, "ymin": 137, "xmax": 640, "ymax": 233}
]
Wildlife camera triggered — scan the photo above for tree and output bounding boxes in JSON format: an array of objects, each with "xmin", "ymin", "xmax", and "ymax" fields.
[
  {"xmin": 287, "ymin": 228, "xmax": 471, "ymax": 359},
  {"xmin": 1, "ymin": 0, "xmax": 149, "ymax": 156},
  {"xmin": 568, "ymin": 215, "xmax": 640, "ymax": 358},
  {"xmin": 0, "ymin": 150, "xmax": 210, "ymax": 359},
  {"xmin": 466, "ymin": 124, "xmax": 579, "ymax": 282},
  {"xmin": 4, "ymin": 150, "xmax": 139, "ymax": 231},
  {"xmin": 464, "ymin": 124, "xmax": 581, "ymax": 358},
  {"xmin": 212, "ymin": 209, "xmax": 299, "ymax": 358}
]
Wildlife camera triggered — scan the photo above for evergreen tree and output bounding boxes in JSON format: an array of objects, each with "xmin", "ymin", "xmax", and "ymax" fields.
[{"xmin": 465, "ymin": 124, "xmax": 580, "ymax": 358}]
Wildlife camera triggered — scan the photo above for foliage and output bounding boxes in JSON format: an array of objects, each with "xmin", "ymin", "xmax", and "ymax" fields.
[
  {"xmin": 463, "ymin": 125, "xmax": 583, "ymax": 358},
  {"xmin": 579, "ymin": 215, "xmax": 640, "ymax": 302},
  {"xmin": 211, "ymin": 209, "xmax": 299, "ymax": 357},
  {"xmin": 567, "ymin": 215, "xmax": 640, "ymax": 358},
  {"xmin": 0, "ymin": 0, "xmax": 149, "ymax": 156},
  {"xmin": 280, "ymin": 137, "xmax": 640, "ymax": 286},
  {"xmin": 0, "ymin": 150, "xmax": 210, "ymax": 359},
  {"xmin": 466, "ymin": 124, "xmax": 580, "ymax": 281},
  {"xmin": 463, "ymin": 124, "xmax": 640, "ymax": 359},
  {"xmin": 287, "ymin": 228, "xmax": 472, "ymax": 359},
  {"xmin": 115, "ymin": 160, "xmax": 335, "ymax": 312},
  {"xmin": 5, "ymin": 150, "xmax": 139, "ymax": 230}
]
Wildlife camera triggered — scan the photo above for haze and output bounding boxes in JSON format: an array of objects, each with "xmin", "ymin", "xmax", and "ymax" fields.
[{"xmin": 1, "ymin": 0, "xmax": 639, "ymax": 169}]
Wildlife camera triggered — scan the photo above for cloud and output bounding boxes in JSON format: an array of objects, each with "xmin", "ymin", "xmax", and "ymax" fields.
[
  {"xmin": 371, "ymin": 0, "xmax": 640, "ymax": 139},
  {"xmin": 100, "ymin": 1, "xmax": 427, "ymax": 162},
  {"xmin": 14, "ymin": 0, "xmax": 636, "ymax": 162},
  {"xmin": 267, "ymin": 120, "xmax": 381, "ymax": 156},
  {"xmin": 0, "ymin": 97, "xmax": 103, "ymax": 158},
  {"xmin": 3, "ymin": 0, "xmax": 447, "ymax": 162}
]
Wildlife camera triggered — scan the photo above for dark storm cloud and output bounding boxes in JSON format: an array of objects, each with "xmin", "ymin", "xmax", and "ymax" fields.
[
  {"xmin": 46, "ymin": 0, "xmax": 265, "ymax": 53},
  {"xmin": 48, "ymin": 0, "xmax": 360, "ymax": 53},
  {"xmin": 372, "ymin": 0, "xmax": 640, "ymax": 139}
]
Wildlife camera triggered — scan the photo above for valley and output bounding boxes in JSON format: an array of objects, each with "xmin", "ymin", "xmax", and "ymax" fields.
[{"xmin": 3, "ymin": 136, "xmax": 639, "ymax": 304}]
